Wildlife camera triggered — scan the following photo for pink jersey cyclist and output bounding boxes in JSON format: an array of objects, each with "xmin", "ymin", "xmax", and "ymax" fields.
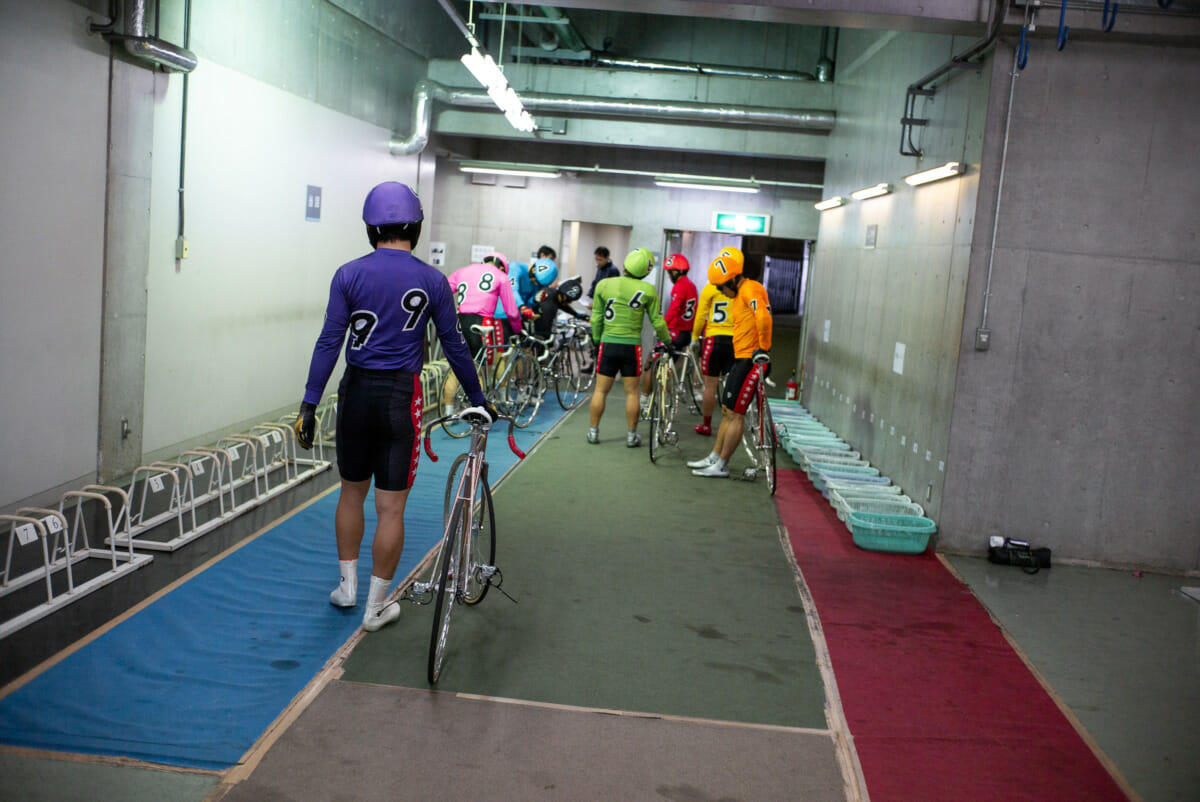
[{"xmin": 448, "ymin": 262, "xmax": 521, "ymax": 320}]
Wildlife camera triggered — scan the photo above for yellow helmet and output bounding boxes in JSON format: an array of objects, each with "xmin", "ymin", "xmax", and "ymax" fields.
[
  {"xmin": 717, "ymin": 246, "xmax": 744, "ymax": 268},
  {"xmin": 624, "ymin": 248, "xmax": 655, "ymax": 278}
]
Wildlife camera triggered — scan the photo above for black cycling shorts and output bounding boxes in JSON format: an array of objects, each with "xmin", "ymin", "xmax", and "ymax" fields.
[
  {"xmin": 336, "ymin": 366, "xmax": 421, "ymax": 491},
  {"xmin": 700, "ymin": 335, "xmax": 735, "ymax": 377},
  {"xmin": 720, "ymin": 358, "xmax": 763, "ymax": 415},
  {"xmin": 596, "ymin": 342, "xmax": 643, "ymax": 378},
  {"xmin": 458, "ymin": 313, "xmax": 496, "ymax": 361}
]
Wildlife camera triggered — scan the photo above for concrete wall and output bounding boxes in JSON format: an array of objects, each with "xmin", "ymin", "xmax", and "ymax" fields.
[
  {"xmin": 428, "ymin": 166, "xmax": 820, "ymax": 282},
  {"xmin": 941, "ymin": 40, "xmax": 1200, "ymax": 572},
  {"xmin": 800, "ymin": 28, "xmax": 988, "ymax": 521},
  {"xmin": 0, "ymin": 0, "xmax": 110, "ymax": 508}
]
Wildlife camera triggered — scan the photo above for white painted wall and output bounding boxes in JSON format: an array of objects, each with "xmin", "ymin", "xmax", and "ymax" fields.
[
  {"xmin": 0, "ymin": 0, "xmax": 110, "ymax": 507},
  {"xmin": 143, "ymin": 60, "xmax": 419, "ymax": 453}
]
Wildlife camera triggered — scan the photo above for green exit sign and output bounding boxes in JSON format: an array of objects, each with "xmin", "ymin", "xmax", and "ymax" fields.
[{"xmin": 712, "ymin": 211, "xmax": 771, "ymax": 235}]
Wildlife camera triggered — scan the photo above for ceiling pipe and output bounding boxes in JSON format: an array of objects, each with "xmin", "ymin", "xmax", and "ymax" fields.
[
  {"xmin": 591, "ymin": 56, "xmax": 816, "ymax": 82},
  {"xmin": 121, "ymin": 0, "xmax": 197, "ymax": 73},
  {"xmin": 389, "ymin": 79, "xmax": 836, "ymax": 155}
]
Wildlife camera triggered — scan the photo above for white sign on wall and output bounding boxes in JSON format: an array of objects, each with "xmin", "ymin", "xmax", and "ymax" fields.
[
  {"xmin": 428, "ymin": 241, "xmax": 446, "ymax": 267},
  {"xmin": 471, "ymin": 244, "xmax": 494, "ymax": 264},
  {"xmin": 823, "ymin": 320, "xmax": 831, "ymax": 342},
  {"xmin": 893, "ymin": 342, "xmax": 906, "ymax": 375}
]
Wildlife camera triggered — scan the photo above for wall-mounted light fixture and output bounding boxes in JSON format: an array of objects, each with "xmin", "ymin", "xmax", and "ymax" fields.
[
  {"xmin": 850, "ymin": 183, "xmax": 893, "ymax": 201},
  {"xmin": 903, "ymin": 161, "xmax": 966, "ymax": 186},
  {"xmin": 459, "ymin": 160, "xmax": 561, "ymax": 178},
  {"xmin": 814, "ymin": 196, "xmax": 847, "ymax": 211},
  {"xmin": 654, "ymin": 176, "xmax": 760, "ymax": 194}
]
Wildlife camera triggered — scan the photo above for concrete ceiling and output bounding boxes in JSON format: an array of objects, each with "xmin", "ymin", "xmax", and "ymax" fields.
[{"xmin": 423, "ymin": 0, "xmax": 1200, "ymax": 181}]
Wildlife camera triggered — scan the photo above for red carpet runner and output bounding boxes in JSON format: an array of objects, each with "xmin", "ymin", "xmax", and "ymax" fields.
[{"xmin": 776, "ymin": 470, "xmax": 1130, "ymax": 802}]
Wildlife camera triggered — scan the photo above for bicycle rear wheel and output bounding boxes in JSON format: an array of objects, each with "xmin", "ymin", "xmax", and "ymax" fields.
[
  {"xmin": 462, "ymin": 474, "xmax": 495, "ymax": 605},
  {"xmin": 552, "ymin": 348, "xmax": 579, "ymax": 409},
  {"xmin": 506, "ymin": 351, "xmax": 542, "ymax": 427},
  {"xmin": 428, "ymin": 504, "xmax": 463, "ymax": 684}
]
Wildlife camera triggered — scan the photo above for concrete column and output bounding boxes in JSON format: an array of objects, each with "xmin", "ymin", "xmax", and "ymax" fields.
[{"xmin": 97, "ymin": 59, "xmax": 156, "ymax": 483}]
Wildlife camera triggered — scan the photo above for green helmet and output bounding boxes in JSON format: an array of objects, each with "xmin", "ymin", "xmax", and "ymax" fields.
[{"xmin": 624, "ymin": 248, "xmax": 655, "ymax": 278}]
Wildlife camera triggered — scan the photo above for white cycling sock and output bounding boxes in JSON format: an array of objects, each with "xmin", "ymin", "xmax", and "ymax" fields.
[
  {"xmin": 363, "ymin": 575, "xmax": 400, "ymax": 631},
  {"xmin": 329, "ymin": 560, "xmax": 357, "ymax": 607},
  {"xmin": 714, "ymin": 456, "xmax": 728, "ymax": 471}
]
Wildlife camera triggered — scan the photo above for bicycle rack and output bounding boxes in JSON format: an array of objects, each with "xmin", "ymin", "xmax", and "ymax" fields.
[
  {"xmin": 1, "ymin": 493, "xmax": 152, "ymax": 640},
  {"xmin": 4, "ymin": 398, "xmax": 336, "ymax": 637}
]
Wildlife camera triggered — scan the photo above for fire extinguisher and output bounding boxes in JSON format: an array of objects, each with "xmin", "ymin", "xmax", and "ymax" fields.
[{"xmin": 786, "ymin": 370, "xmax": 799, "ymax": 401}]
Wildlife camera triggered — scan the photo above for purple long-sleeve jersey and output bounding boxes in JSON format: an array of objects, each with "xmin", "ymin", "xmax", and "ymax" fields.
[{"xmin": 302, "ymin": 248, "xmax": 486, "ymax": 407}]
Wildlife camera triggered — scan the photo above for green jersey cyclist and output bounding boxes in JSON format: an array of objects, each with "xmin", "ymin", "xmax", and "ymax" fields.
[{"xmin": 587, "ymin": 248, "xmax": 672, "ymax": 447}]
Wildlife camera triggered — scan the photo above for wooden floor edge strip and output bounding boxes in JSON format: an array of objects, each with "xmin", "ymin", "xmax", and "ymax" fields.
[
  {"xmin": 0, "ymin": 478, "xmax": 341, "ymax": 701},
  {"xmin": 777, "ymin": 523, "xmax": 871, "ymax": 802},
  {"xmin": 0, "ymin": 743, "xmax": 223, "ymax": 776},
  {"xmin": 338, "ymin": 679, "xmax": 835, "ymax": 736},
  {"xmin": 936, "ymin": 553, "xmax": 1145, "ymax": 802}
]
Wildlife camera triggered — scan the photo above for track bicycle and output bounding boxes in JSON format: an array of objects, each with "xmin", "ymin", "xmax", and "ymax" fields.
[
  {"xmin": 645, "ymin": 344, "xmax": 681, "ymax": 463},
  {"xmin": 406, "ymin": 407, "xmax": 525, "ymax": 684},
  {"xmin": 739, "ymin": 354, "xmax": 779, "ymax": 494},
  {"xmin": 443, "ymin": 326, "xmax": 542, "ymax": 436},
  {"xmin": 527, "ymin": 318, "xmax": 593, "ymax": 410}
]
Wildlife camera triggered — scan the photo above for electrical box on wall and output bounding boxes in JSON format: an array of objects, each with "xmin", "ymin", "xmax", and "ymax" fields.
[{"xmin": 975, "ymin": 327, "xmax": 991, "ymax": 351}]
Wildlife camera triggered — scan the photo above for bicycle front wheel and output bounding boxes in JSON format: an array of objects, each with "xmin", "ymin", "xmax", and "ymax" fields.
[
  {"xmin": 681, "ymin": 354, "xmax": 704, "ymax": 415},
  {"xmin": 761, "ymin": 397, "xmax": 778, "ymax": 494},
  {"xmin": 428, "ymin": 504, "xmax": 464, "ymax": 684},
  {"xmin": 506, "ymin": 351, "xmax": 542, "ymax": 427},
  {"xmin": 741, "ymin": 390, "xmax": 761, "ymax": 468},
  {"xmin": 648, "ymin": 380, "xmax": 663, "ymax": 464}
]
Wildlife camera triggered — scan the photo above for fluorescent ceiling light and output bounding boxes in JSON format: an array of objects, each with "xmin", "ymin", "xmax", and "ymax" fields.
[
  {"xmin": 904, "ymin": 161, "xmax": 966, "ymax": 186},
  {"xmin": 850, "ymin": 183, "xmax": 893, "ymax": 201},
  {"xmin": 654, "ymin": 176, "xmax": 759, "ymax": 194},
  {"xmin": 814, "ymin": 196, "xmax": 847, "ymax": 211},
  {"xmin": 459, "ymin": 47, "xmax": 536, "ymax": 133},
  {"xmin": 459, "ymin": 161, "xmax": 561, "ymax": 178}
]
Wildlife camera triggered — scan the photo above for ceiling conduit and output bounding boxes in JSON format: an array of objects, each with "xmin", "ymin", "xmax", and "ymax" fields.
[
  {"xmin": 92, "ymin": 0, "xmax": 197, "ymax": 73},
  {"xmin": 389, "ymin": 79, "xmax": 836, "ymax": 156}
]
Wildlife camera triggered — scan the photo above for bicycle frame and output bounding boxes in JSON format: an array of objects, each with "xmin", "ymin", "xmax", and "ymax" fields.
[{"xmin": 413, "ymin": 409, "xmax": 525, "ymax": 683}]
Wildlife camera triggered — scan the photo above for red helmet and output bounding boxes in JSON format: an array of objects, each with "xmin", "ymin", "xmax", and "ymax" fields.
[{"xmin": 664, "ymin": 253, "xmax": 690, "ymax": 273}]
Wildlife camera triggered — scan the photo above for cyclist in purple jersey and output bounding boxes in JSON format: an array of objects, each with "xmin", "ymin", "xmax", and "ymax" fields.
[{"xmin": 293, "ymin": 181, "xmax": 493, "ymax": 633}]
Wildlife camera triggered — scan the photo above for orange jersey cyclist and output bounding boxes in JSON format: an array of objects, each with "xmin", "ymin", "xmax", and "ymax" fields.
[
  {"xmin": 690, "ymin": 246, "xmax": 742, "ymax": 436},
  {"xmin": 688, "ymin": 251, "xmax": 773, "ymax": 479},
  {"xmin": 588, "ymin": 248, "xmax": 672, "ymax": 447}
]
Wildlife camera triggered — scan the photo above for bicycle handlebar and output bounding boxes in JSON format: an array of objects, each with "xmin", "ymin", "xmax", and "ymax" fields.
[{"xmin": 422, "ymin": 407, "xmax": 525, "ymax": 463}]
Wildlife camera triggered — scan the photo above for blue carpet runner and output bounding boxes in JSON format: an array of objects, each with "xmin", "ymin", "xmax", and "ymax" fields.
[{"xmin": 0, "ymin": 404, "xmax": 566, "ymax": 769}]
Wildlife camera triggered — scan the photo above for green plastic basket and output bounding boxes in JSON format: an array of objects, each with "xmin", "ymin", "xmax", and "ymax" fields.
[
  {"xmin": 829, "ymin": 489, "xmax": 915, "ymax": 521},
  {"xmin": 848, "ymin": 512, "xmax": 936, "ymax": 554}
]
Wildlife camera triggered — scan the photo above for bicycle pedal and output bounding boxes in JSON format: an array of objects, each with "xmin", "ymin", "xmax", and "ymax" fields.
[
  {"xmin": 743, "ymin": 467, "xmax": 758, "ymax": 480},
  {"xmin": 478, "ymin": 564, "xmax": 497, "ymax": 580}
]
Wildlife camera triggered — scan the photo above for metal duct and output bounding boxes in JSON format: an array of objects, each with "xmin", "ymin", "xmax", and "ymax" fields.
[
  {"xmin": 122, "ymin": 0, "xmax": 197, "ymax": 73},
  {"xmin": 390, "ymin": 79, "xmax": 835, "ymax": 155},
  {"xmin": 591, "ymin": 56, "xmax": 815, "ymax": 82}
]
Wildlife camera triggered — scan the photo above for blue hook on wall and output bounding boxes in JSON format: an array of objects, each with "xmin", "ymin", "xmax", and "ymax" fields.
[
  {"xmin": 1017, "ymin": 23, "xmax": 1031, "ymax": 69},
  {"xmin": 1102, "ymin": 0, "xmax": 1119, "ymax": 32},
  {"xmin": 1057, "ymin": 0, "xmax": 1070, "ymax": 50}
]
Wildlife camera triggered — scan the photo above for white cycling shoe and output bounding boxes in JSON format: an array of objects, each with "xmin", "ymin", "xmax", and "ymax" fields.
[
  {"xmin": 362, "ymin": 601, "xmax": 401, "ymax": 632},
  {"xmin": 692, "ymin": 462, "xmax": 730, "ymax": 478},
  {"xmin": 686, "ymin": 453, "xmax": 718, "ymax": 469}
]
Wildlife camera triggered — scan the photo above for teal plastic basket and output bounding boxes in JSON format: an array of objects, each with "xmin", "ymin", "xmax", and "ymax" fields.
[
  {"xmin": 837, "ymin": 498, "xmax": 925, "ymax": 531},
  {"xmin": 829, "ymin": 489, "xmax": 915, "ymax": 521},
  {"xmin": 848, "ymin": 512, "xmax": 936, "ymax": 554}
]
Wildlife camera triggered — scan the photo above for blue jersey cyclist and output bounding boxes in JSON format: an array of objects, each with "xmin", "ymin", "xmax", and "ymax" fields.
[{"xmin": 293, "ymin": 181, "xmax": 493, "ymax": 633}]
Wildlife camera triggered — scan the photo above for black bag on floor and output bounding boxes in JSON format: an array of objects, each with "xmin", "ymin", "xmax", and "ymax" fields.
[{"xmin": 988, "ymin": 539, "xmax": 1052, "ymax": 574}]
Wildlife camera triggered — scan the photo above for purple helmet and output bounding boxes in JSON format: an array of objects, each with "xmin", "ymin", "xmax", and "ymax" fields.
[{"xmin": 362, "ymin": 182, "xmax": 423, "ymax": 226}]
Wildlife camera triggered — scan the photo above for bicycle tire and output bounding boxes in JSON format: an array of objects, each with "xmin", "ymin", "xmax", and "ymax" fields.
[
  {"xmin": 661, "ymin": 359, "xmax": 680, "ymax": 432},
  {"xmin": 682, "ymin": 355, "xmax": 704, "ymax": 415},
  {"xmin": 741, "ymin": 389, "xmax": 760, "ymax": 468},
  {"xmin": 552, "ymin": 348, "xmax": 575, "ymax": 410},
  {"xmin": 761, "ymin": 396, "xmax": 778, "ymax": 495},
  {"xmin": 564, "ymin": 347, "xmax": 589, "ymax": 408},
  {"xmin": 428, "ymin": 502, "xmax": 463, "ymax": 684},
  {"xmin": 462, "ymin": 474, "xmax": 495, "ymax": 605},
  {"xmin": 648, "ymin": 379, "xmax": 662, "ymax": 464},
  {"xmin": 507, "ymin": 351, "xmax": 542, "ymax": 427}
]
